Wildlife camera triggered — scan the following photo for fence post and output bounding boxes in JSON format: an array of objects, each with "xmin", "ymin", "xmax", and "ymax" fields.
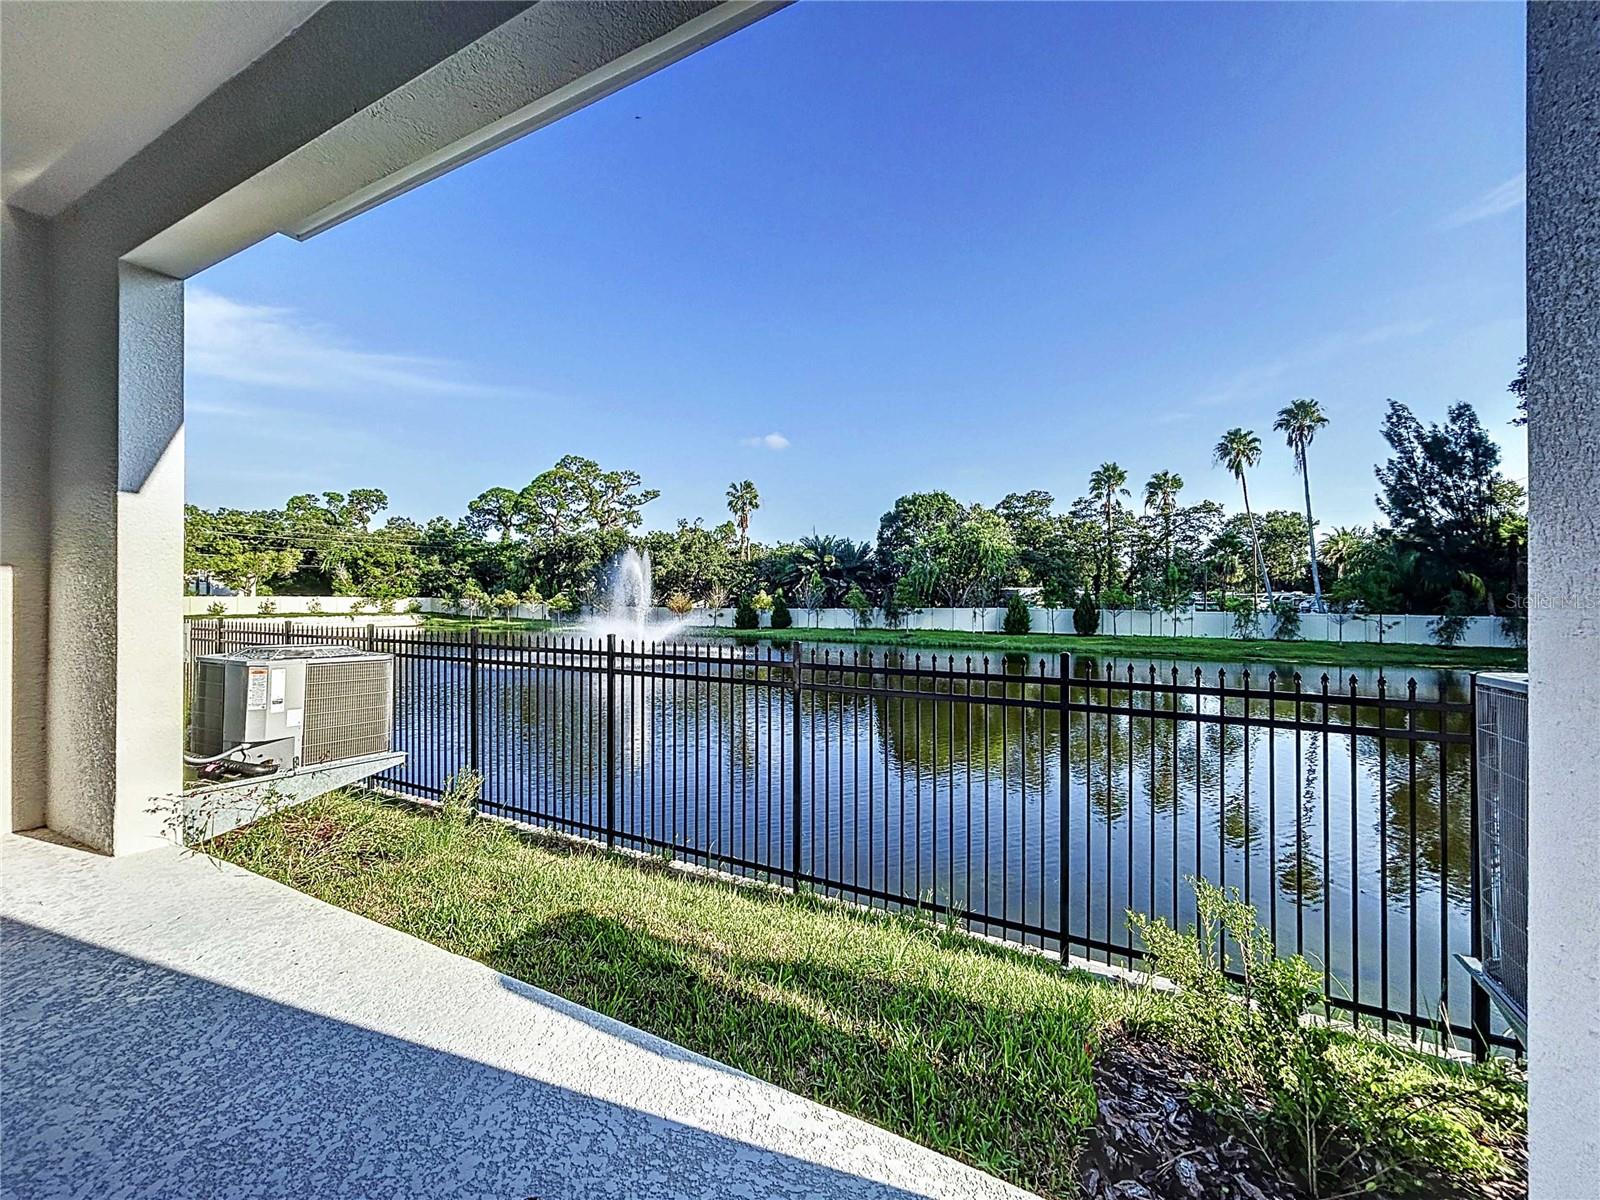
[
  {"xmin": 605, "ymin": 632, "xmax": 617, "ymax": 851},
  {"xmin": 791, "ymin": 642, "xmax": 804, "ymax": 891},
  {"xmin": 1468, "ymin": 671, "xmax": 1491, "ymax": 1060},
  {"xmin": 468, "ymin": 627, "xmax": 481, "ymax": 776},
  {"xmin": 283, "ymin": 618, "xmax": 292, "ymax": 643},
  {"xmin": 1058, "ymin": 652, "xmax": 1071, "ymax": 966}
]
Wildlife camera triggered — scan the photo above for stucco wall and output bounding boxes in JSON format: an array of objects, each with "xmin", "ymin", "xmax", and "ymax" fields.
[
  {"xmin": 1526, "ymin": 4, "xmax": 1600, "ymax": 1196},
  {"xmin": 0, "ymin": 206, "xmax": 50, "ymax": 832}
]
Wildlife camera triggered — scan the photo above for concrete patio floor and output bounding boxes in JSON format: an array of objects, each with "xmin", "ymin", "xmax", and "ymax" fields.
[{"xmin": 1, "ymin": 833, "xmax": 1030, "ymax": 1200}]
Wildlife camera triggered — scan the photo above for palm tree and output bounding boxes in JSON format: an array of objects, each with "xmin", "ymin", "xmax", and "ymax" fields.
[
  {"xmin": 1142, "ymin": 470, "xmax": 1184, "ymax": 582},
  {"xmin": 1088, "ymin": 462, "xmax": 1130, "ymax": 596},
  {"xmin": 797, "ymin": 533, "xmax": 872, "ymax": 603},
  {"xmin": 1319, "ymin": 525, "xmax": 1366, "ymax": 582},
  {"xmin": 1212, "ymin": 428, "xmax": 1273, "ymax": 608},
  {"xmin": 1207, "ymin": 527, "xmax": 1249, "ymax": 608},
  {"xmin": 1274, "ymin": 398, "xmax": 1330, "ymax": 611},
  {"xmin": 725, "ymin": 480, "xmax": 760, "ymax": 560}
]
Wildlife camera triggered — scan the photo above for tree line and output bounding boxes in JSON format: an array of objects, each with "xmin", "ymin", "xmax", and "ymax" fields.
[{"xmin": 186, "ymin": 396, "xmax": 1527, "ymax": 634}]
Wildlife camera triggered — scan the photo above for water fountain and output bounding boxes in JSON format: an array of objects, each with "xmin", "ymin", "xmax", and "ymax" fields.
[{"xmin": 578, "ymin": 547, "xmax": 689, "ymax": 642}]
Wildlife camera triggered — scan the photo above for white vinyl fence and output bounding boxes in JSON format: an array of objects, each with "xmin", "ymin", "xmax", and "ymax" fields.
[
  {"xmin": 183, "ymin": 595, "xmax": 1521, "ymax": 649},
  {"xmin": 652, "ymin": 605, "xmax": 1522, "ymax": 649}
]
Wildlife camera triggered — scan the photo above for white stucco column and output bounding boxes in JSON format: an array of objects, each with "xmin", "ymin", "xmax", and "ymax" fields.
[
  {"xmin": 115, "ymin": 265, "xmax": 188, "ymax": 851},
  {"xmin": 0, "ymin": 204, "xmax": 50, "ymax": 835},
  {"xmin": 1526, "ymin": 4, "xmax": 1600, "ymax": 1195},
  {"xmin": 36, "ymin": 235, "xmax": 186, "ymax": 853}
]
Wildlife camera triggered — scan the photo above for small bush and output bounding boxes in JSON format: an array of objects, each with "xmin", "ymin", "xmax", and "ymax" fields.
[
  {"xmin": 1226, "ymin": 596, "xmax": 1260, "ymax": 639},
  {"xmin": 1498, "ymin": 608, "xmax": 1527, "ymax": 648},
  {"xmin": 752, "ymin": 586, "xmax": 774, "ymax": 614},
  {"xmin": 665, "ymin": 591, "xmax": 694, "ymax": 616},
  {"xmin": 306, "ymin": 598, "xmax": 324, "ymax": 616},
  {"xmin": 438, "ymin": 768, "xmax": 483, "ymax": 826},
  {"xmin": 1003, "ymin": 592, "xmax": 1031, "ymax": 635},
  {"xmin": 1431, "ymin": 596, "xmax": 1474, "ymax": 647},
  {"xmin": 733, "ymin": 594, "xmax": 760, "ymax": 629},
  {"xmin": 1072, "ymin": 591, "xmax": 1100, "ymax": 636},
  {"xmin": 1270, "ymin": 598, "xmax": 1302, "ymax": 641},
  {"xmin": 770, "ymin": 590, "xmax": 793, "ymax": 629},
  {"xmin": 491, "ymin": 590, "xmax": 520, "ymax": 620},
  {"xmin": 257, "ymin": 599, "xmax": 277, "ymax": 615},
  {"xmin": 206, "ymin": 601, "xmax": 227, "ymax": 617},
  {"xmin": 1131, "ymin": 880, "xmax": 1523, "ymax": 1197}
]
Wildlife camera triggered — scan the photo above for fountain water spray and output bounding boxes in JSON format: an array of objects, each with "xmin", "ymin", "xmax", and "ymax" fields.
[{"xmin": 578, "ymin": 547, "xmax": 689, "ymax": 642}]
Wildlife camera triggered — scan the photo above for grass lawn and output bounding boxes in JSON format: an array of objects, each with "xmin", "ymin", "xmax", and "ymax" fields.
[
  {"xmin": 213, "ymin": 791, "xmax": 1524, "ymax": 1199},
  {"xmin": 700, "ymin": 625, "xmax": 1526, "ymax": 672},
  {"xmin": 419, "ymin": 613, "xmax": 556, "ymax": 633}
]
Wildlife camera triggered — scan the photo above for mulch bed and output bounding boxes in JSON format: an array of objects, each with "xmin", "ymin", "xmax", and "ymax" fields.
[
  {"xmin": 1078, "ymin": 1035, "xmax": 1528, "ymax": 1200},
  {"xmin": 1078, "ymin": 1037, "xmax": 1305, "ymax": 1200}
]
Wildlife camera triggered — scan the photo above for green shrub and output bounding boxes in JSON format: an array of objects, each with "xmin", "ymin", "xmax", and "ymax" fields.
[
  {"xmin": 257, "ymin": 599, "xmax": 277, "ymax": 616},
  {"xmin": 1498, "ymin": 608, "xmax": 1527, "ymax": 648},
  {"xmin": 1270, "ymin": 598, "xmax": 1302, "ymax": 641},
  {"xmin": 1431, "ymin": 595, "xmax": 1474, "ymax": 647},
  {"xmin": 1226, "ymin": 595, "xmax": 1260, "ymax": 639},
  {"xmin": 206, "ymin": 601, "xmax": 227, "ymax": 618},
  {"xmin": 733, "ymin": 594, "xmax": 760, "ymax": 629},
  {"xmin": 306, "ymin": 598, "xmax": 324, "ymax": 616},
  {"xmin": 1130, "ymin": 880, "xmax": 1523, "ymax": 1197},
  {"xmin": 770, "ymin": 590, "xmax": 793, "ymax": 629},
  {"xmin": 1003, "ymin": 592, "xmax": 1031, "ymax": 635},
  {"xmin": 1072, "ymin": 591, "xmax": 1100, "ymax": 636}
]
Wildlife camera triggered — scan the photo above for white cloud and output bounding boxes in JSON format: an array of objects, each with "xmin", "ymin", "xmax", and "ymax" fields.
[
  {"xmin": 1441, "ymin": 172, "xmax": 1525, "ymax": 230},
  {"xmin": 1192, "ymin": 319, "xmax": 1431, "ymax": 410},
  {"xmin": 741, "ymin": 432, "xmax": 790, "ymax": 450},
  {"xmin": 184, "ymin": 287, "xmax": 526, "ymax": 399}
]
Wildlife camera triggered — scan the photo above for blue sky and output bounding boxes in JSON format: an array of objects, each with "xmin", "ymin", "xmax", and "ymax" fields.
[{"xmin": 186, "ymin": 1, "xmax": 1526, "ymax": 543}]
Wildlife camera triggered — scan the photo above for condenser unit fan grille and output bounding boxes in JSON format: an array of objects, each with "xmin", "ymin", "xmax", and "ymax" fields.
[
  {"xmin": 190, "ymin": 660, "xmax": 227, "ymax": 757},
  {"xmin": 303, "ymin": 658, "xmax": 393, "ymax": 764}
]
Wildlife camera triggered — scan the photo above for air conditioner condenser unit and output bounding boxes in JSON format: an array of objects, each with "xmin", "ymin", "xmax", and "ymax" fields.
[{"xmin": 188, "ymin": 645, "xmax": 394, "ymax": 779}]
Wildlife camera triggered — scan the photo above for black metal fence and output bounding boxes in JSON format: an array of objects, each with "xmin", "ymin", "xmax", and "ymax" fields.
[{"xmin": 188, "ymin": 620, "xmax": 1514, "ymax": 1055}]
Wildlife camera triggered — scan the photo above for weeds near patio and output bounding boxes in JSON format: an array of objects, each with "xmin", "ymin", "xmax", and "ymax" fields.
[{"xmin": 1129, "ymin": 881, "xmax": 1525, "ymax": 1198}]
